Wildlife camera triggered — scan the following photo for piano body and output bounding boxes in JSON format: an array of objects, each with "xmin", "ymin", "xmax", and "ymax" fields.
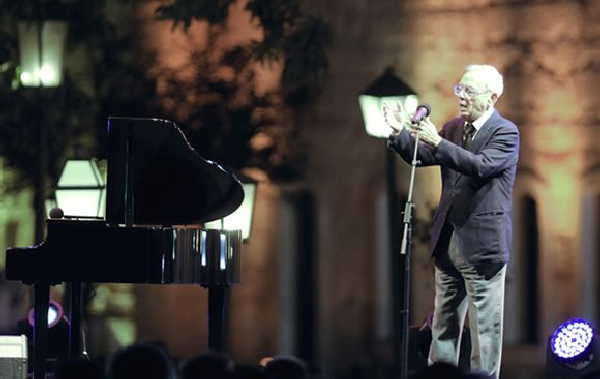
[{"xmin": 5, "ymin": 117, "xmax": 245, "ymax": 378}]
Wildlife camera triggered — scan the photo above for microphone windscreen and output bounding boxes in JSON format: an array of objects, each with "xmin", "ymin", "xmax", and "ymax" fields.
[{"xmin": 411, "ymin": 104, "xmax": 431, "ymax": 123}]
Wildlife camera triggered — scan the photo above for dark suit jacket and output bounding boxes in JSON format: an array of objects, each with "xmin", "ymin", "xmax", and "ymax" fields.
[{"xmin": 388, "ymin": 110, "xmax": 519, "ymax": 265}]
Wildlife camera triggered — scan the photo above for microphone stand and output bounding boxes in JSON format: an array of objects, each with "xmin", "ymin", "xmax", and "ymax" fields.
[{"xmin": 398, "ymin": 130, "xmax": 421, "ymax": 379}]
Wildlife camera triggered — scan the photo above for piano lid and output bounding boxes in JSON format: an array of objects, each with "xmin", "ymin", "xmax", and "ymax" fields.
[{"xmin": 106, "ymin": 117, "xmax": 244, "ymax": 225}]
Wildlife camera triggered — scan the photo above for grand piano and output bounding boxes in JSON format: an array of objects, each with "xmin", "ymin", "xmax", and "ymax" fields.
[{"xmin": 5, "ymin": 117, "xmax": 245, "ymax": 378}]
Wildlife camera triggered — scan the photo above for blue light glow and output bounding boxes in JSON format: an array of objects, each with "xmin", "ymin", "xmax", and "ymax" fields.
[{"xmin": 550, "ymin": 318, "xmax": 594, "ymax": 361}]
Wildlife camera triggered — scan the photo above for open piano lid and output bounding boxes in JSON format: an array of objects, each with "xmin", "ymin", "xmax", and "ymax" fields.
[{"xmin": 106, "ymin": 117, "xmax": 244, "ymax": 225}]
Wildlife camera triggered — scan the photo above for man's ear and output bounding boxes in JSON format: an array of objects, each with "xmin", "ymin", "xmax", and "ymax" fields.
[{"xmin": 491, "ymin": 93, "xmax": 499, "ymax": 104}]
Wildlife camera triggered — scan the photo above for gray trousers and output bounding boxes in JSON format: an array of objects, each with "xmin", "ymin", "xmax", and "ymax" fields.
[{"xmin": 428, "ymin": 232, "xmax": 506, "ymax": 379}]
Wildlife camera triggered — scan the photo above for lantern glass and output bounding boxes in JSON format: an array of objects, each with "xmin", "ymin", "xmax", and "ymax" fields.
[
  {"xmin": 55, "ymin": 160, "xmax": 105, "ymax": 218},
  {"xmin": 359, "ymin": 67, "xmax": 418, "ymax": 139},
  {"xmin": 18, "ymin": 21, "xmax": 68, "ymax": 87},
  {"xmin": 359, "ymin": 94, "xmax": 418, "ymax": 138},
  {"xmin": 206, "ymin": 181, "xmax": 256, "ymax": 241},
  {"xmin": 55, "ymin": 189, "xmax": 105, "ymax": 218}
]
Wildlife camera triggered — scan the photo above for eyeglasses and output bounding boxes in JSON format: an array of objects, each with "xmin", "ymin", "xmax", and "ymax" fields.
[{"xmin": 453, "ymin": 84, "xmax": 490, "ymax": 98}]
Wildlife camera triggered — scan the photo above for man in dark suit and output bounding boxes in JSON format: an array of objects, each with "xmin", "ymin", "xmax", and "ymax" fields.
[{"xmin": 383, "ymin": 64, "xmax": 519, "ymax": 379}]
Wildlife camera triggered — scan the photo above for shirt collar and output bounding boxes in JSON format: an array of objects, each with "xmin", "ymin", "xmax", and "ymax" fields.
[{"xmin": 469, "ymin": 106, "xmax": 495, "ymax": 131}]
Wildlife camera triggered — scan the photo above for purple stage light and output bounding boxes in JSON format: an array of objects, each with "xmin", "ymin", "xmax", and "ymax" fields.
[
  {"xmin": 27, "ymin": 300, "xmax": 65, "ymax": 328},
  {"xmin": 550, "ymin": 318, "xmax": 595, "ymax": 361}
]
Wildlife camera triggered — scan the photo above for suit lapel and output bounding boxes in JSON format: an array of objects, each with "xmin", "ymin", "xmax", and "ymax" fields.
[
  {"xmin": 469, "ymin": 110, "xmax": 500, "ymax": 153},
  {"xmin": 453, "ymin": 110, "xmax": 501, "ymax": 185}
]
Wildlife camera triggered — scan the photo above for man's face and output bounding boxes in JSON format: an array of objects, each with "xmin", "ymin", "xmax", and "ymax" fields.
[{"xmin": 454, "ymin": 72, "xmax": 495, "ymax": 122}]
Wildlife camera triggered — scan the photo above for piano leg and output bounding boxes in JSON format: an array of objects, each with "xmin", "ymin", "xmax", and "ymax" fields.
[
  {"xmin": 33, "ymin": 282, "xmax": 50, "ymax": 379},
  {"xmin": 208, "ymin": 286, "xmax": 230, "ymax": 352},
  {"xmin": 66, "ymin": 281, "xmax": 82, "ymax": 360}
]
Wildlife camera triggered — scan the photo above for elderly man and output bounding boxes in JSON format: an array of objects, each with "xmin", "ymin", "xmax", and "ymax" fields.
[{"xmin": 383, "ymin": 64, "xmax": 519, "ymax": 378}]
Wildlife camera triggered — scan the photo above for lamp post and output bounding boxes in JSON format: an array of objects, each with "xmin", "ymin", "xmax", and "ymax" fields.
[
  {"xmin": 53, "ymin": 159, "xmax": 105, "ymax": 362},
  {"xmin": 18, "ymin": 17, "xmax": 68, "ymax": 379},
  {"xmin": 359, "ymin": 67, "xmax": 417, "ymax": 379},
  {"xmin": 205, "ymin": 176, "xmax": 257, "ymax": 352},
  {"xmin": 18, "ymin": 19, "xmax": 68, "ymax": 242}
]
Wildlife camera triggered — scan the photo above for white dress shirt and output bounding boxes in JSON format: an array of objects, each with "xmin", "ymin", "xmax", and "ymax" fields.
[{"xmin": 469, "ymin": 106, "xmax": 495, "ymax": 138}]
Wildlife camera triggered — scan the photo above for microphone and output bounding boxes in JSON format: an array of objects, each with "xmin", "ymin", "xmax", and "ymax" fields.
[{"xmin": 411, "ymin": 104, "xmax": 431, "ymax": 123}]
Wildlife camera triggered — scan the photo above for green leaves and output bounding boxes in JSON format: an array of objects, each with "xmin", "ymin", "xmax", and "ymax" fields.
[
  {"xmin": 155, "ymin": 0, "xmax": 236, "ymax": 28},
  {"xmin": 0, "ymin": 80, "xmax": 97, "ymax": 190},
  {"xmin": 155, "ymin": 0, "xmax": 330, "ymax": 106},
  {"xmin": 282, "ymin": 14, "xmax": 330, "ymax": 104},
  {"xmin": 0, "ymin": 0, "xmax": 331, "ymax": 187}
]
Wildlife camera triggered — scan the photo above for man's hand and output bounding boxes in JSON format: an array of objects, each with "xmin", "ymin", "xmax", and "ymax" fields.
[
  {"xmin": 412, "ymin": 117, "xmax": 442, "ymax": 147},
  {"xmin": 382, "ymin": 101, "xmax": 411, "ymax": 134}
]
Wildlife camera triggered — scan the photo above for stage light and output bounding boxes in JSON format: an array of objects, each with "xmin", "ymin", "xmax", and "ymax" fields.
[
  {"xmin": 17, "ymin": 300, "xmax": 70, "ymax": 363},
  {"xmin": 27, "ymin": 300, "xmax": 65, "ymax": 328},
  {"xmin": 550, "ymin": 319, "xmax": 594, "ymax": 363},
  {"xmin": 545, "ymin": 318, "xmax": 600, "ymax": 378}
]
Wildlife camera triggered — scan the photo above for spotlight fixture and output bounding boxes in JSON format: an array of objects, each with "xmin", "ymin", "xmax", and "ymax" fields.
[
  {"xmin": 27, "ymin": 300, "xmax": 65, "ymax": 328},
  {"xmin": 17, "ymin": 300, "xmax": 70, "ymax": 363},
  {"xmin": 550, "ymin": 318, "xmax": 594, "ymax": 365},
  {"xmin": 546, "ymin": 318, "xmax": 600, "ymax": 378}
]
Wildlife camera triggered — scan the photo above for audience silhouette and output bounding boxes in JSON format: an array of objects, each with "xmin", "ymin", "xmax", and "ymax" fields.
[
  {"xmin": 54, "ymin": 358, "xmax": 103, "ymax": 379},
  {"xmin": 264, "ymin": 355, "xmax": 309, "ymax": 379},
  {"xmin": 179, "ymin": 351, "xmax": 234, "ymax": 379},
  {"xmin": 106, "ymin": 342, "xmax": 176, "ymax": 379}
]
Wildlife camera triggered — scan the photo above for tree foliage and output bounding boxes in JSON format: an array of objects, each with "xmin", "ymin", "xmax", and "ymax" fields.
[
  {"xmin": 156, "ymin": 0, "xmax": 330, "ymax": 105},
  {"xmin": 0, "ymin": 0, "xmax": 158, "ymax": 190},
  {"xmin": 0, "ymin": 0, "xmax": 330, "ymax": 190}
]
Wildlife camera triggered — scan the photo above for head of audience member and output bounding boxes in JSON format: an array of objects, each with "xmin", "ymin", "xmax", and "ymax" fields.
[
  {"xmin": 55, "ymin": 358, "xmax": 104, "ymax": 379},
  {"xmin": 413, "ymin": 361, "xmax": 465, "ymax": 379},
  {"xmin": 464, "ymin": 373, "xmax": 494, "ymax": 379},
  {"xmin": 180, "ymin": 351, "xmax": 234, "ymax": 379},
  {"xmin": 106, "ymin": 342, "xmax": 176, "ymax": 379},
  {"xmin": 581, "ymin": 370, "xmax": 600, "ymax": 379},
  {"xmin": 232, "ymin": 363, "xmax": 267, "ymax": 379},
  {"xmin": 264, "ymin": 355, "xmax": 309, "ymax": 379}
]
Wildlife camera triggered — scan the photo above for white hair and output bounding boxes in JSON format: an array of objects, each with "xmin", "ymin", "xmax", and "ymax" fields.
[{"xmin": 464, "ymin": 64, "xmax": 504, "ymax": 97}]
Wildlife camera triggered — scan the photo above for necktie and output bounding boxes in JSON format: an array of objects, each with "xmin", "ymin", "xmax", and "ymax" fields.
[{"xmin": 462, "ymin": 122, "xmax": 475, "ymax": 149}]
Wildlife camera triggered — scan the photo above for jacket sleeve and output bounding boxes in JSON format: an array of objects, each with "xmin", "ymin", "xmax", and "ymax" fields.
[
  {"xmin": 434, "ymin": 123, "xmax": 519, "ymax": 178},
  {"xmin": 387, "ymin": 127, "xmax": 443, "ymax": 167}
]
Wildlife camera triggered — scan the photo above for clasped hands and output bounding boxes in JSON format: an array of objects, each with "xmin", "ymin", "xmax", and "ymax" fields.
[{"xmin": 382, "ymin": 102, "xmax": 442, "ymax": 147}]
